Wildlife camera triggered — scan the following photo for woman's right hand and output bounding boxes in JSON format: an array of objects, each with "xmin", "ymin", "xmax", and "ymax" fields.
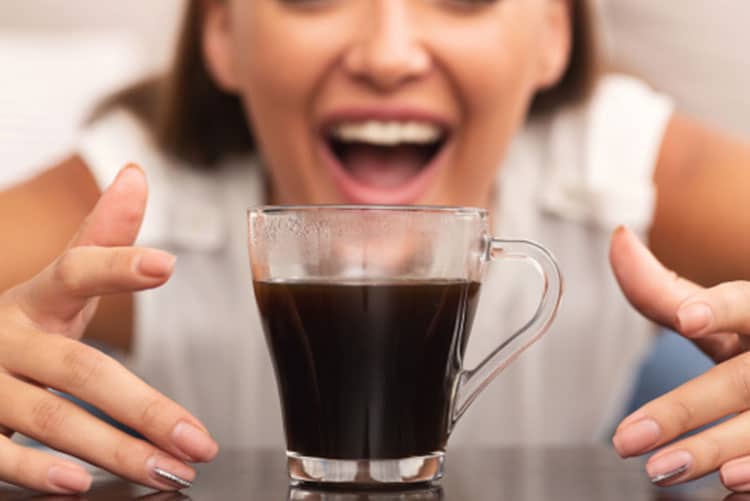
[{"xmin": 0, "ymin": 165, "xmax": 218, "ymax": 494}]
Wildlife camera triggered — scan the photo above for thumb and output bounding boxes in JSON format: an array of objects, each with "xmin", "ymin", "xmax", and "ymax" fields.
[
  {"xmin": 9, "ymin": 164, "xmax": 154, "ymax": 332},
  {"xmin": 70, "ymin": 164, "xmax": 148, "ymax": 248}
]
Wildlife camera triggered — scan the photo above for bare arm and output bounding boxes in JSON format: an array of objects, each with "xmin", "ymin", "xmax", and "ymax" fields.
[
  {"xmin": 650, "ymin": 114, "xmax": 750, "ymax": 286},
  {"xmin": 0, "ymin": 156, "xmax": 133, "ymax": 350}
]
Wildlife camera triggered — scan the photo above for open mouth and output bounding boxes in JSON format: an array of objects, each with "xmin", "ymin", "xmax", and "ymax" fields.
[{"xmin": 320, "ymin": 119, "xmax": 450, "ymax": 204}]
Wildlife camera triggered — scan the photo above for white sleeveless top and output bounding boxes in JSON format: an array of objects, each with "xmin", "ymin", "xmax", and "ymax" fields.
[{"xmin": 77, "ymin": 75, "xmax": 673, "ymax": 447}]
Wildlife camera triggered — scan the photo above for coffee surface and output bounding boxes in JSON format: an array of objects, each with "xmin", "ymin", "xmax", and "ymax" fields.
[{"xmin": 254, "ymin": 279, "xmax": 481, "ymax": 460}]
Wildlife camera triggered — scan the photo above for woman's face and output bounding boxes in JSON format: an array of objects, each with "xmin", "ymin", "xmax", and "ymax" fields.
[{"xmin": 204, "ymin": 0, "xmax": 571, "ymax": 208}]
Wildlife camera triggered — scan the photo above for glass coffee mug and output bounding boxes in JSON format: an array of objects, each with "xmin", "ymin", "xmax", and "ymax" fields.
[{"xmin": 247, "ymin": 206, "xmax": 562, "ymax": 487}]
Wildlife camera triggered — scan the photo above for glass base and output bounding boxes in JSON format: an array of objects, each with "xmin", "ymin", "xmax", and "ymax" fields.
[{"xmin": 287, "ymin": 451, "xmax": 445, "ymax": 486}]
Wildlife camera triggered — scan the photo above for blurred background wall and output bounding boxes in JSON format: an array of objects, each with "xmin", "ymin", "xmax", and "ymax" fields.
[
  {"xmin": 1, "ymin": 0, "xmax": 749, "ymax": 187},
  {"xmin": 600, "ymin": 0, "xmax": 750, "ymax": 137},
  {"xmin": 0, "ymin": 1, "xmax": 181, "ymax": 69},
  {"xmin": 0, "ymin": 1, "xmax": 184, "ymax": 187}
]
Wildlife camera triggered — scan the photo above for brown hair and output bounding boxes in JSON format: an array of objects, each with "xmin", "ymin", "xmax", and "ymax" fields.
[{"xmin": 100, "ymin": 0, "xmax": 600, "ymax": 167}]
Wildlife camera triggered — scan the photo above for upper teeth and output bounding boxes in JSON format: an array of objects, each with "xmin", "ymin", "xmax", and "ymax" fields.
[{"xmin": 331, "ymin": 121, "xmax": 444, "ymax": 146}]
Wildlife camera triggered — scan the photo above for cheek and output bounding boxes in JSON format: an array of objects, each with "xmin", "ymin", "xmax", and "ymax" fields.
[
  {"xmin": 227, "ymin": 4, "xmax": 355, "ymax": 202},
  {"xmin": 435, "ymin": 11, "xmax": 540, "ymax": 126},
  {"xmin": 432, "ymin": 9, "xmax": 541, "ymax": 190},
  {"xmin": 230, "ymin": 5, "xmax": 349, "ymax": 131},
  {"xmin": 232, "ymin": 15, "xmax": 306, "ymax": 139}
]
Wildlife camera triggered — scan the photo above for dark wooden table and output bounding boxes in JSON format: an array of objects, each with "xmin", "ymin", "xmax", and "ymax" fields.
[{"xmin": 0, "ymin": 448, "xmax": 743, "ymax": 501}]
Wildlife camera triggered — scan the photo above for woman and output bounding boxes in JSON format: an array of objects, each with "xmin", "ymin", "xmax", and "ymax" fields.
[{"xmin": 1, "ymin": 0, "xmax": 749, "ymax": 494}]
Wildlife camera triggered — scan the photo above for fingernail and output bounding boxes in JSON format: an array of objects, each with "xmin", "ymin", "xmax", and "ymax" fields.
[
  {"xmin": 647, "ymin": 450, "xmax": 692, "ymax": 484},
  {"xmin": 612, "ymin": 224, "xmax": 635, "ymax": 239},
  {"xmin": 722, "ymin": 460, "xmax": 750, "ymax": 490},
  {"xmin": 147, "ymin": 455, "xmax": 195, "ymax": 490},
  {"xmin": 612, "ymin": 418, "xmax": 661, "ymax": 457},
  {"xmin": 172, "ymin": 421, "xmax": 219, "ymax": 462},
  {"xmin": 113, "ymin": 164, "xmax": 144, "ymax": 187},
  {"xmin": 618, "ymin": 409, "xmax": 647, "ymax": 429},
  {"xmin": 137, "ymin": 250, "xmax": 177, "ymax": 278},
  {"xmin": 48, "ymin": 464, "xmax": 92, "ymax": 494},
  {"xmin": 677, "ymin": 303, "xmax": 713, "ymax": 336}
]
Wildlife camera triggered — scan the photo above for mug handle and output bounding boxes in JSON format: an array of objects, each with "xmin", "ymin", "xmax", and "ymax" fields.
[{"xmin": 451, "ymin": 237, "xmax": 564, "ymax": 427}]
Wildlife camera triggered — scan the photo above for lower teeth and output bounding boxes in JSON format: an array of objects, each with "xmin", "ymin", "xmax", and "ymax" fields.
[{"xmin": 330, "ymin": 140, "xmax": 441, "ymax": 188}]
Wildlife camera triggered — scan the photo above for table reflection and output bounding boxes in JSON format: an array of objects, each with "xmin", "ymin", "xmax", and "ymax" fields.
[
  {"xmin": 288, "ymin": 485, "xmax": 443, "ymax": 501},
  {"xmin": 0, "ymin": 448, "xmax": 732, "ymax": 501}
]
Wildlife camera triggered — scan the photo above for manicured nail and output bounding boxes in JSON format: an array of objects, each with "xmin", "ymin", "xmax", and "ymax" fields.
[
  {"xmin": 612, "ymin": 418, "xmax": 661, "ymax": 457},
  {"xmin": 647, "ymin": 450, "xmax": 692, "ymax": 484},
  {"xmin": 172, "ymin": 421, "xmax": 219, "ymax": 462},
  {"xmin": 618, "ymin": 409, "xmax": 648, "ymax": 429},
  {"xmin": 677, "ymin": 303, "xmax": 713, "ymax": 336},
  {"xmin": 722, "ymin": 460, "xmax": 750, "ymax": 491},
  {"xmin": 48, "ymin": 464, "xmax": 92, "ymax": 494},
  {"xmin": 154, "ymin": 467, "xmax": 192, "ymax": 489},
  {"xmin": 137, "ymin": 250, "xmax": 177, "ymax": 278},
  {"xmin": 147, "ymin": 455, "xmax": 195, "ymax": 490},
  {"xmin": 112, "ymin": 164, "xmax": 144, "ymax": 188}
]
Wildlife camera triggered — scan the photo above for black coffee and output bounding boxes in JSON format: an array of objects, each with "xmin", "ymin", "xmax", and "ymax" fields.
[{"xmin": 254, "ymin": 279, "xmax": 481, "ymax": 460}]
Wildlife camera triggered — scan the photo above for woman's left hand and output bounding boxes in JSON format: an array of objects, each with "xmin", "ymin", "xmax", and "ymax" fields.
[{"xmin": 610, "ymin": 226, "xmax": 750, "ymax": 491}]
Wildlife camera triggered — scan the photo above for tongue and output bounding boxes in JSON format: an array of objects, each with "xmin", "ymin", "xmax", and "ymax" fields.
[{"xmin": 340, "ymin": 144, "xmax": 426, "ymax": 189}]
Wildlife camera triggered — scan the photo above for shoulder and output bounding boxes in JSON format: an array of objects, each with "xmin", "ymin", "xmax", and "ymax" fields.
[
  {"xmin": 587, "ymin": 74, "xmax": 673, "ymax": 117},
  {"xmin": 581, "ymin": 75, "xmax": 674, "ymax": 149},
  {"xmin": 78, "ymin": 107, "xmax": 261, "ymax": 191},
  {"xmin": 77, "ymin": 108, "xmax": 264, "ymax": 249},
  {"xmin": 516, "ymin": 74, "xmax": 675, "ymax": 232},
  {"xmin": 77, "ymin": 108, "xmax": 158, "ymax": 190},
  {"xmin": 528, "ymin": 74, "xmax": 674, "ymax": 157}
]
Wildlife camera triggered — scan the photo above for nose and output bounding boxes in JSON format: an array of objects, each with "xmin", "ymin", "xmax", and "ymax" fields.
[{"xmin": 343, "ymin": 0, "xmax": 432, "ymax": 91}]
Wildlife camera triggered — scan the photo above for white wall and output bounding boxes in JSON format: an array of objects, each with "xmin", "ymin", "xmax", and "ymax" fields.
[
  {"xmin": 0, "ymin": 1, "xmax": 184, "ymax": 187},
  {"xmin": 0, "ymin": 1, "xmax": 183, "ymax": 72},
  {"xmin": 600, "ymin": 0, "xmax": 750, "ymax": 137}
]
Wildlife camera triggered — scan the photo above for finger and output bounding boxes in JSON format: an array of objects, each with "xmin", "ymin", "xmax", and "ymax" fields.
[
  {"xmin": 70, "ymin": 164, "xmax": 148, "ymax": 248},
  {"xmin": 676, "ymin": 282, "xmax": 750, "ymax": 338},
  {"xmin": 16, "ymin": 246, "xmax": 175, "ymax": 329},
  {"xmin": 639, "ymin": 410, "xmax": 750, "ymax": 487},
  {"xmin": 609, "ymin": 225, "xmax": 742, "ymax": 361},
  {"xmin": 51, "ymin": 247, "xmax": 176, "ymax": 298},
  {"xmin": 721, "ymin": 456, "xmax": 750, "ymax": 493},
  {"xmin": 612, "ymin": 352, "xmax": 750, "ymax": 458},
  {"xmin": 11, "ymin": 164, "xmax": 166, "ymax": 330},
  {"xmin": 0, "ymin": 373, "xmax": 196, "ymax": 491},
  {"xmin": 3, "ymin": 330, "xmax": 218, "ymax": 463},
  {"xmin": 610, "ymin": 226, "xmax": 700, "ymax": 326},
  {"xmin": 0, "ymin": 434, "xmax": 91, "ymax": 494}
]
